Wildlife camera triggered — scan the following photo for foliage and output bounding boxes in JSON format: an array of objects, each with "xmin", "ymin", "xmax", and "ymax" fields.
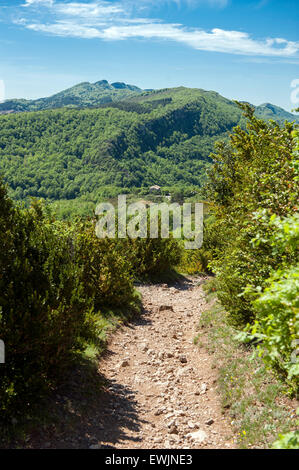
[
  {"xmin": 178, "ymin": 214, "xmax": 218, "ymax": 274},
  {"xmin": 244, "ymin": 214, "xmax": 299, "ymax": 390},
  {"xmin": 0, "ymin": 178, "xmax": 183, "ymax": 419},
  {"xmin": 179, "ymin": 248, "xmax": 210, "ymax": 274},
  {"xmin": 0, "ymin": 87, "xmax": 247, "ymax": 215},
  {"xmin": 126, "ymin": 236, "xmax": 182, "ymax": 278},
  {"xmin": 272, "ymin": 431, "xmax": 299, "ymax": 449},
  {"xmin": 75, "ymin": 222, "xmax": 136, "ymax": 308},
  {"xmin": 0, "ymin": 193, "xmax": 92, "ymax": 418},
  {"xmin": 206, "ymin": 104, "xmax": 298, "ymax": 327}
]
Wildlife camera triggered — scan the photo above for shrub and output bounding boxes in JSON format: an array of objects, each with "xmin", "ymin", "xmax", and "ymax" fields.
[
  {"xmin": 206, "ymin": 104, "xmax": 298, "ymax": 327},
  {"xmin": 115, "ymin": 211, "xmax": 182, "ymax": 278},
  {"xmin": 0, "ymin": 195, "xmax": 93, "ymax": 418},
  {"xmin": 247, "ymin": 214, "xmax": 299, "ymax": 390},
  {"xmin": 75, "ymin": 221, "xmax": 135, "ymax": 308},
  {"xmin": 179, "ymin": 248, "xmax": 210, "ymax": 274},
  {"xmin": 178, "ymin": 215, "xmax": 219, "ymax": 274},
  {"xmin": 125, "ymin": 236, "xmax": 182, "ymax": 278},
  {"xmin": 272, "ymin": 409, "xmax": 299, "ymax": 449},
  {"xmin": 272, "ymin": 430, "xmax": 299, "ymax": 449},
  {"xmin": 0, "ymin": 182, "xmax": 183, "ymax": 419}
]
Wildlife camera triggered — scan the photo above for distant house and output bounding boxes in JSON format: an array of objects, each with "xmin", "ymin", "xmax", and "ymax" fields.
[{"xmin": 149, "ymin": 185, "xmax": 161, "ymax": 193}]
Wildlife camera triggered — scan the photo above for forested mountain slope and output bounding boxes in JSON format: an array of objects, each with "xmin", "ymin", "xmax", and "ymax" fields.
[
  {"xmin": 0, "ymin": 87, "xmax": 243, "ymax": 205},
  {"xmin": 0, "ymin": 85, "xmax": 298, "ymax": 217},
  {"xmin": 1, "ymin": 79, "xmax": 298, "ymax": 123}
]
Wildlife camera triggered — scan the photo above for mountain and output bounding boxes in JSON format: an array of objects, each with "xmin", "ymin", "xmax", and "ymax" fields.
[
  {"xmin": 255, "ymin": 103, "xmax": 299, "ymax": 125},
  {"xmin": 0, "ymin": 80, "xmax": 142, "ymax": 113},
  {"xmin": 1, "ymin": 79, "xmax": 298, "ymax": 124},
  {"xmin": 0, "ymin": 85, "xmax": 298, "ymax": 219},
  {"xmin": 0, "ymin": 87, "xmax": 242, "ymax": 214}
]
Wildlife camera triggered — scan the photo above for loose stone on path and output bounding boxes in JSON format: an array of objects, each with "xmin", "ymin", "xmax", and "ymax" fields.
[{"xmin": 96, "ymin": 276, "xmax": 235, "ymax": 449}]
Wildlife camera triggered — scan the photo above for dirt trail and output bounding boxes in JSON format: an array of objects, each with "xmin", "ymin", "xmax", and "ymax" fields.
[
  {"xmin": 22, "ymin": 276, "xmax": 235, "ymax": 449},
  {"xmin": 94, "ymin": 276, "xmax": 235, "ymax": 449}
]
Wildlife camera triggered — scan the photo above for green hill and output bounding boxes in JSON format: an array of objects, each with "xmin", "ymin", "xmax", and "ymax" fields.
[
  {"xmin": 255, "ymin": 103, "xmax": 299, "ymax": 125},
  {"xmin": 0, "ymin": 85, "xmax": 298, "ymax": 218},
  {"xmin": 1, "ymin": 79, "xmax": 298, "ymax": 124},
  {"xmin": 0, "ymin": 80, "xmax": 142, "ymax": 113}
]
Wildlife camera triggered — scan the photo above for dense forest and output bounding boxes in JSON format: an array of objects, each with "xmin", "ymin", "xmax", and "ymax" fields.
[
  {"xmin": 0, "ymin": 87, "xmax": 244, "ymax": 216},
  {"xmin": 1, "ymin": 84, "xmax": 298, "ymax": 219}
]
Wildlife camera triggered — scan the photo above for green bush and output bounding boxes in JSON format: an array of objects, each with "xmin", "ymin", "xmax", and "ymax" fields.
[
  {"xmin": 272, "ymin": 409, "xmax": 299, "ymax": 449},
  {"xmin": 205, "ymin": 109, "xmax": 298, "ymax": 395},
  {"xmin": 179, "ymin": 247, "xmax": 210, "ymax": 274},
  {"xmin": 272, "ymin": 431, "xmax": 299, "ymax": 449},
  {"xmin": 178, "ymin": 215, "xmax": 219, "ymax": 274},
  {"xmin": 125, "ymin": 236, "xmax": 182, "ymax": 278},
  {"xmin": 0, "ymin": 181, "xmax": 184, "ymax": 419},
  {"xmin": 206, "ymin": 104, "xmax": 298, "ymax": 327},
  {"xmin": 75, "ymin": 222, "xmax": 135, "ymax": 308},
  {"xmin": 247, "ymin": 214, "xmax": 299, "ymax": 390},
  {"xmin": 0, "ymin": 194, "xmax": 93, "ymax": 418}
]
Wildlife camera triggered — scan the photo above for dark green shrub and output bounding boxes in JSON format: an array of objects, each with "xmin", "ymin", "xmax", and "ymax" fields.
[
  {"xmin": 0, "ymin": 194, "xmax": 93, "ymax": 418},
  {"xmin": 125, "ymin": 236, "xmax": 182, "ymax": 278},
  {"xmin": 75, "ymin": 222, "xmax": 135, "ymax": 308}
]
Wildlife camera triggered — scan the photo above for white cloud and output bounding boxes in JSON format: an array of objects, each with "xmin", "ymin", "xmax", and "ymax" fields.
[
  {"xmin": 56, "ymin": 2, "xmax": 123, "ymax": 17},
  {"xmin": 17, "ymin": 0, "xmax": 299, "ymax": 58},
  {"xmin": 27, "ymin": 21, "xmax": 106, "ymax": 38},
  {"xmin": 24, "ymin": 0, "xmax": 54, "ymax": 6}
]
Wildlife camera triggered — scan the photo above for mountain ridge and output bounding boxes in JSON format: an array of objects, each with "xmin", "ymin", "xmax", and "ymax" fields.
[
  {"xmin": 0, "ymin": 86, "xmax": 245, "ymax": 213},
  {"xmin": 0, "ymin": 84, "xmax": 298, "ymax": 218},
  {"xmin": 0, "ymin": 80, "xmax": 143, "ymax": 114},
  {"xmin": 1, "ymin": 80, "xmax": 299, "ymax": 124}
]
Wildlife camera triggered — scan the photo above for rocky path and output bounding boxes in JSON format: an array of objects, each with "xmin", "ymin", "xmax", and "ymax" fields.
[
  {"xmin": 94, "ymin": 276, "xmax": 235, "ymax": 449},
  {"xmin": 22, "ymin": 276, "xmax": 235, "ymax": 449}
]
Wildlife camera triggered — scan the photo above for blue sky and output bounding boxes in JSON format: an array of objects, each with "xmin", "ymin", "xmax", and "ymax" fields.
[{"xmin": 0, "ymin": 0, "xmax": 298, "ymax": 110}]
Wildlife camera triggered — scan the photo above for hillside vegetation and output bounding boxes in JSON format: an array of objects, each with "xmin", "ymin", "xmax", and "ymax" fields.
[
  {"xmin": 1, "ymin": 83, "xmax": 298, "ymax": 218},
  {"xmin": 202, "ymin": 104, "xmax": 299, "ymax": 394},
  {"xmin": 0, "ymin": 87, "xmax": 245, "ymax": 216},
  {"xmin": 255, "ymin": 102, "xmax": 299, "ymax": 125},
  {"xmin": 1, "ymin": 79, "xmax": 298, "ymax": 124},
  {"xmin": 0, "ymin": 181, "xmax": 181, "ymax": 423}
]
